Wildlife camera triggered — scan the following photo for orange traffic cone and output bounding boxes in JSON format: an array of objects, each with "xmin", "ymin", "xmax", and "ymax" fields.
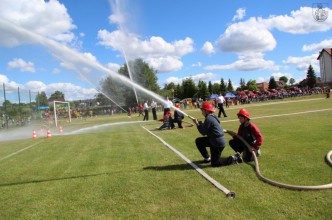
[
  {"xmin": 32, "ymin": 129, "xmax": 37, "ymax": 139},
  {"xmin": 59, "ymin": 126, "xmax": 63, "ymax": 133},
  {"xmin": 46, "ymin": 129, "xmax": 52, "ymax": 139}
]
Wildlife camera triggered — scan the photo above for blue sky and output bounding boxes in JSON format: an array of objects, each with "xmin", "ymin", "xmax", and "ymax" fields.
[{"xmin": 0, "ymin": 0, "xmax": 332, "ymax": 103}]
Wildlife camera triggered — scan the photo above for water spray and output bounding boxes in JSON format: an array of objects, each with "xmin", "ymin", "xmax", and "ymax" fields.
[
  {"xmin": 122, "ymin": 49, "xmax": 139, "ymax": 105},
  {"xmin": 70, "ymin": 66, "xmax": 127, "ymax": 113},
  {"xmin": 0, "ymin": 18, "xmax": 205, "ymax": 119},
  {"xmin": 0, "ymin": 18, "xmax": 172, "ymax": 110}
]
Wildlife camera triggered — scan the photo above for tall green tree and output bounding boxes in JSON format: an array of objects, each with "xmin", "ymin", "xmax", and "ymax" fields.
[
  {"xmin": 182, "ymin": 78, "xmax": 197, "ymax": 98},
  {"xmin": 36, "ymin": 91, "xmax": 49, "ymax": 106},
  {"xmin": 196, "ymin": 80, "xmax": 208, "ymax": 98},
  {"xmin": 239, "ymin": 78, "xmax": 246, "ymax": 90},
  {"xmin": 289, "ymin": 78, "xmax": 295, "ymax": 86},
  {"xmin": 279, "ymin": 76, "xmax": 288, "ymax": 84},
  {"xmin": 212, "ymin": 83, "xmax": 220, "ymax": 94},
  {"xmin": 247, "ymin": 80, "xmax": 258, "ymax": 91},
  {"xmin": 208, "ymin": 81, "xmax": 213, "ymax": 95},
  {"xmin": 220, "ymin": 78, "xmax": 227, "ymax": 94},
  {"xmin": 163, "ymin": 82, "xmax": 176, "ymax": 91},
  {"xmin": 268, "ymin": 76, "xmax": 278, "ymax": 89},
  {"xmin": 306, "ymin": 64, "xmax": 316, "ymax": 88},
  {"xmin": 227, "ymin": 79, "xmax": 234, "ymax": 93},
  {"xmin": 49, "ymin": 90, "xmax": 65, "ymax": 102},
  {"xmin": 175, "ymin": 84, "xmax": 182, "ymax": 99}
]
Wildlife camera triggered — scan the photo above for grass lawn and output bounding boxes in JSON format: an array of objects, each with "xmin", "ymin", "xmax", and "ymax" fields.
[{"xmin": 0, "ymin": 94, "xmax": 331, "ymax": 219}]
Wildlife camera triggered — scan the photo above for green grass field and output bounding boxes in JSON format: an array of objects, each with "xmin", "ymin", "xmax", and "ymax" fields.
[{"xmin": 1, "ymin": 95, "xmax": 332, "ymax": 219}]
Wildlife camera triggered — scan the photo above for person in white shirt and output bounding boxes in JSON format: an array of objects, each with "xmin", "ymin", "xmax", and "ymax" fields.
[
  {"xmin": 163, "ymin": 96, "xmax": 173, "ymax": 116},
  {"xmin": 217, "ymin": 93, "xmax": 227, "ymax": 118},
  {"xmin": 151, "ymin": 100, "xmax": 157, "ymax": 120},
  {"xmin": 143, "ymin": 100, "xmax": 149, "ymax": 121}
]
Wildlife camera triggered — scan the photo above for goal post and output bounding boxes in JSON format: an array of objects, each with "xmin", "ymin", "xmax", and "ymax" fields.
[{"xmin": 53, "ymin": 101, "xmax": 71, "ymax": 127}]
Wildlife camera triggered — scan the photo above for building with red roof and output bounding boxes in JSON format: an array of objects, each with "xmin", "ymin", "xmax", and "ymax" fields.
[{"xmin": 317, "ymin": 48, "xmax": 332, "ymax": 86}]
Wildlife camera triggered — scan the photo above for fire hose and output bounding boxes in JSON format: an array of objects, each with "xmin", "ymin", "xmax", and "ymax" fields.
[
  {"xmin": 223, "ymin": 129, "xmax": 332, "ymax": 191},
  {"xmin": 186, "ymin": 114, "xmax": 332, "ymax": 190}
]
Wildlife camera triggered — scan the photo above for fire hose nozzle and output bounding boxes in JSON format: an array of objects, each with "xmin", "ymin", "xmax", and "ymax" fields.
[{"xmin": 226, "ymin": 191, "xmax": 236, "ymax": 198}]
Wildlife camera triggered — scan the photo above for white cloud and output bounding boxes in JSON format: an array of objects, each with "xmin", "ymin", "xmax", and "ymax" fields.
[
  {"xmin": 24, "ymin": 80, "xmax": 47, "ymax": 91},
  {"xmin": 98, "ymin": 30, "xmax": 194, "ymax": 57},
  {"xmin": 205, "ymin": 56, "xmax": 278, "ymax": 71},
  {"xmin": 0, "ymin": 0, "xmax": 76, "ymax": 47},
  {"xmin": 282, "ymin": 54, "xmax": 319, "ymax": 71},
  {"xmin": 302, "ymin": 38, "xmax": 332, "ymax": 52},
  {"xmin": 256, "ymin": 77, "xmax": 265, "ymax": 83},
  {"xmin": 146, "ymin": 56, "xmax": 183, "ymax": 73},
  {"xmin": 216, "ymin": 17, "xmax": 276, "ymax": 54},
  {"xmin": 191, "ymin": 72, "xmax": 216, "ymax": 82},
  {"xmin": 47, "ymin": 82, "xmax": 97, "ymax": 100},
  {"xmin": 0, "ymin": 74, "xmax": 10, "ymax": 84},
  {"xmin": 1, "ymin": 78, "xmax": 97, "ymax": 104},
  {"xmin": 98, "ymin": 0, "xmax": 193, "ymax": 73},
  {"xmin": 97, "ymin": 30, "xmax": 193, "ymax": 72},
  {"xmin": 208, "ymin": 7, "xmax": 332, "ymax": 73},
  {"xmin": 23, "ymin": 81, "xmax": 97, "ymax": 101},
  {"xmin": 192, "ymin": 62, "xmax": 202, "ymax": 67},
  {"xmin": 232, "ymin": 8, "xmax": 246, "ymax": 21},
  {"xmin": 271, "ymin": 72, "xmax": 293, "ymax": 81},
  {"xmin": 106, "ymin": 62, "xmax": 121, "ymax": 73},
  {"xmin": 52, "ymin": 68, "xmax": 61, "ymax": 74},
  {"xmin": 264, "ymin": 7, "xmax": 332, "ymax": 34},
  {"xmin": 0, "ymin": 74, "xmax": 20, "ymax": 91},
  {"xmin": 164, "ymin": 72, "xmax": 216, "ymax": 85},
  {"xmin": 201, "ymin": 41, "xmax": 215, "ymax": 55},
  {"xmin": 7, "ymin": 58, "xmax": 35, "ymax": 72},
  {"xmin": 164, "ymin": 76, "xmax": 182, "ymax": 85}
]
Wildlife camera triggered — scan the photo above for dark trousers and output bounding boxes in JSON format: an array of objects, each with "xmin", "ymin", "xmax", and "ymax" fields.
[
  {"xmin": 229, "ymin": 138, "xmax": 253, "ymax": 162},
  {"xmin": 163, "ymin": 108, "xmax": 170, "ymax": 115},
  {"xmin": 218, "ymin": 103, "xmax": 227, "ymax": 117},
  {"xmin": 195, "ymin": 137, "xmax": 225, "ymax": 167},
  {"xmin": 152, "ymin": 108, "xmax": 157, "ymax": 120},
  {"xmin": 143, "ymin": 109, "xmax": 149, "ymax": 121},
  {"xmin": 173, "ymin": 119, "xmax": 183, "ymax": 128}
]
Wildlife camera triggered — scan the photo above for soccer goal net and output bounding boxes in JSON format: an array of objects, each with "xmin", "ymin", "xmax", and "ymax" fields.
[{"xmin": 53, "ymin": 101, "xmax": 71, "ymax": 127}]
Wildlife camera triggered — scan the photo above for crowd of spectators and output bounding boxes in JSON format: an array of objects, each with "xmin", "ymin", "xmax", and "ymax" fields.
[{"xmin": 234, "ymin": 87, "xmax": 328, "ymax": 104}]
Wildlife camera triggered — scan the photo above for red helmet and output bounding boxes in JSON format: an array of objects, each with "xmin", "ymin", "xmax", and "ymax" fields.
[
  {"xmin": 201, "ymin": 101, "xmax": 214, "ymax": 112},
  {"xmin": 237, "ymin": 109, "xmax": 250, "ymax": 119}
]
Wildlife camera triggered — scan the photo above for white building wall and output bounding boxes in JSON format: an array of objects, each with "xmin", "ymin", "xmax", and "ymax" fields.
[{"xmin": 320, "ymin": 51, "xmax": 332, "ymax": 83}]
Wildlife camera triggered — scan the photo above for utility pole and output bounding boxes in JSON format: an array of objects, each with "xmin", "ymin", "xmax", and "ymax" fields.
[{"xmin": 3, "ymin": 83, "xmax": 8, "ymax": 129}]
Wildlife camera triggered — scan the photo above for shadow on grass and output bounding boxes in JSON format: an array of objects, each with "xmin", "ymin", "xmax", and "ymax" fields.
[
  {"xmin": 144, "ymin": 159, "xmax": 258, "ymax": 172},
  {"xmin": 0, "ymin": 172, "xmax": 114, "ymax": 187},
  {"xmin": 144, "ymin": 161, "xmax": 212, "ymax": 171}
]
